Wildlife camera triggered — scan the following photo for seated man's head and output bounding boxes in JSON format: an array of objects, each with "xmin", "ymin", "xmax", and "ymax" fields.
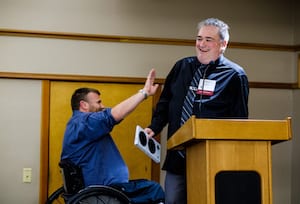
[{"xmin": 71, "ymin": 87, "xmax": 105, "ymax": 112}]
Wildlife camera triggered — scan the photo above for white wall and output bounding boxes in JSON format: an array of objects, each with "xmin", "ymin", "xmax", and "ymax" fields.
[
  {"xmin": 292, "ymin": 1, "xmax": 300, "ymax": 201},
  {"xmin": 291, "ymin": 90, "xmax": 300, "ymax": 204},
  {"xmin": 0, "ymin": 0, "xmax": 296, "ymax": 79},
  {"xmin": 0, "ymin": 0, "xmax": 295, "ymax": 42},
  {"xmin": 249, "ymin": 88, "xmax": 293, "ymax": 203},
  {"xmin": 295, "ymin": 0, "xmax": 300, "ymax": 44},
  {"xmin": 0, "ymin": 36, "xmax": 195, "ymax": 78},
  {"xmin": 0, "ymin": 79, "xmax": 41, "ymax": 203},
  {"xmin": 0, "ymin": 0, "xmax": 299, "ymax": 203}
]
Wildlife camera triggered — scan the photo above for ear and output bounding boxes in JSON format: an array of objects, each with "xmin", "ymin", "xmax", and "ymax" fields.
[
  {"xmin": 221, "ymin": 40, "xmax": 228, "ymax": 49},
  {"xmin": 79, "ymin": 100, "xmax": 88, "ymax": 111},
  {"xmin": 220, "ymin": 40, "xmax": 228, "ymax": 53}
]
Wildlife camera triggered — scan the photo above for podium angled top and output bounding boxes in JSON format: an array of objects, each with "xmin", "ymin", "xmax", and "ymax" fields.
[{"xmin": 167, "ymin": 116, "xmax": 292, "ymax": 150}]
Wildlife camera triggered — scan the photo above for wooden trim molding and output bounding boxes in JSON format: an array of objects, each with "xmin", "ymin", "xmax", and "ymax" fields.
[
  {"xmin": 0, "ymin": 28, "xmax": 298, "ymax": 52},
  {"xmin": 151, "ymin": 85, "xmax": 162, "ymax": 182},
  {"xmin": 249, "ymin": 82, "xmax": 298, "ymax": 89},
  {"xmin": 39, "ymin": 80, "xmax": 50, "ymax": 204},
  {"xmin": 298, "ymin": 54, "xmax": 300, "ymax": 88},
  {"xmin": 0, "ymin": 71, "xmax": 165, "ymax": 84},
  {"xmin": 0, "ymin": 71, "xmax": 298, "ymax": 89}
]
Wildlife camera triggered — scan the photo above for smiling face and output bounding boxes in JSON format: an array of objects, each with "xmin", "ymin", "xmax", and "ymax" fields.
[
  {"xmin": 80, "ymin": 92, "xmax": 105, "ymax": 113},
  {"xmin": 195, "ymin": 25, "xmax": 228, "ymax": 64}
]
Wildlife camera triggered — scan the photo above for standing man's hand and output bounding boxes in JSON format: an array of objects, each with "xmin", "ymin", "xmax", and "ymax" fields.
[{"xmin": 144, "ymin": 127, "xmax": 155, "ymax": 137}]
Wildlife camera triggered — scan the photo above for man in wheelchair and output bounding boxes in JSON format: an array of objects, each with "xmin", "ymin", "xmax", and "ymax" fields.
[{"xmin": 60, "ymin": 69, "xmax": 165, "ymax": 204}]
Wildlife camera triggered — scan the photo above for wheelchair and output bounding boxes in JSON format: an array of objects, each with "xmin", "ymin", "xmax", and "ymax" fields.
[{"xmin": 45, "ymin": 159, "xmax": 131, "ymax": 204}]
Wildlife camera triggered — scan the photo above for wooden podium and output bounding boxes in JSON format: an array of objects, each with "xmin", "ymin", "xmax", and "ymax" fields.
[{"xmin": 167, "ymin": 116, "xmax": 292, "ymax": 204}]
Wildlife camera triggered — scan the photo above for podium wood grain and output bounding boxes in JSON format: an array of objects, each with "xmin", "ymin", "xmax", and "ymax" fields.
[{"xmin": 167, "ymin": 116, "xmax": 292, "ymax": 204}]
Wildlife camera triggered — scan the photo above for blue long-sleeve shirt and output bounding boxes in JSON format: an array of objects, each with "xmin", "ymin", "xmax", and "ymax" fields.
[{"xmin": 61, "ymin": 109, "xmax": 129, "ymax": 186}]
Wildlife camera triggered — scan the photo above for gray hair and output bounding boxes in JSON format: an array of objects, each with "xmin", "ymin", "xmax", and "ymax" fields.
[{"xmin": 197, "ymin": 18, "xmax": 230, "ymax": 42}]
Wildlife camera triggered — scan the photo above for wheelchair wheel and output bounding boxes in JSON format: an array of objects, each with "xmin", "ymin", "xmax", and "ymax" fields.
[
  {"xmin": 45, "ymin": 186, "xmax": 65, "ymax": 204},
  {"xmin": 66, "ymin": 185, "xmax": 131, "ymax": 204}
]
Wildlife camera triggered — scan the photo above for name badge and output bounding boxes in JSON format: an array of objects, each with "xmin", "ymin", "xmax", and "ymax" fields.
[{"xmin": 196, "ymin": 79, "xmax": 216, "ymax": 96}]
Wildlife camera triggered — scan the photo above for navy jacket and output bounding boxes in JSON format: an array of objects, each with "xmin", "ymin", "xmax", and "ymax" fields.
[{"xmin": 148, "ymin": 55, "xmax": 249, "ymax": 174}]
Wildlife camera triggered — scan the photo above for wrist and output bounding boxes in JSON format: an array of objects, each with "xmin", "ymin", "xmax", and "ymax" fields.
[{"xmin": 138, "ymin": 89, "xmax": 148, "ymax": 99}]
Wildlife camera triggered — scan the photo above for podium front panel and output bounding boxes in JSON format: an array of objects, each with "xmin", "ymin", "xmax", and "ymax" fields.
[{"xmin": 186, "ymin": 140, "xmax": 272, "ymax": 204}]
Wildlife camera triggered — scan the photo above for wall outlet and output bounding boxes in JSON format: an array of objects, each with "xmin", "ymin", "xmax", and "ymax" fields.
[{"xmin": 22, "ymin": 168, "xmax": 32, "ymax": 183}]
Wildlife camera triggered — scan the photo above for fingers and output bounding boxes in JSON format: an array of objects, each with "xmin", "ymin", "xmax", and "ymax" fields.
[
  {"xmin": 147, "ymin": 69, "xmax": 156, "ymax": 83},
  {"xmin": 144, "ymin": 128, "xmax": 155, "ymax": 137},
  {"xmin": 144, "ymin": 69, "xmax": 159, "ymax": 96}
]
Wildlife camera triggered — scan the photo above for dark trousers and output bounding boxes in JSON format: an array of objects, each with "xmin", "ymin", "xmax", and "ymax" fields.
[{"xmin": 164, "ymin": 171, "xmax": 187, "ymax": 204}]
